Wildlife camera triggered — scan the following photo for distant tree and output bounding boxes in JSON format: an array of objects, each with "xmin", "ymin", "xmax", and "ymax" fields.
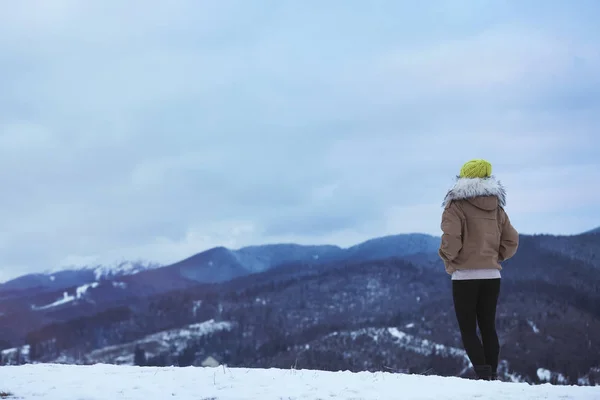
[
  {"xmin": 134, "ymin": 345, "xmax": 146, "ymax": 366},
  {"xmin": 146, "ymin": 353, "xmax": 168, "ymax": 367},
  {"xmin": 0, "ymin": 340, "xmax": 10, "ymax": 352},
  {"xmin": 177, "ymin": 345, "xmax": 197, "ymax": 367},
  {"xmin": 15, "ymin": 348, "xmax": 23, "ymax": 365}
]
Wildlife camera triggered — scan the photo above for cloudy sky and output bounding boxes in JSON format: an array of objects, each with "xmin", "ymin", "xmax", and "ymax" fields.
[{"xmin": 1, "ymin": 1, "xmax": 599, "ymax": 281}]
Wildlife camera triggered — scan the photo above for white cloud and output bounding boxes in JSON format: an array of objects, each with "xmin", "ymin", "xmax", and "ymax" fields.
[
  {"xmin": 505, "ymin": 163, "xmax": 600, "ymax": 214},
  {"xmin": 366, "ymin": 27, "xmax": 600, "ymax": 108},
  {"xmin": 0, "ymin": 122, "xmax": 57, "ymax": 151},
  {"xmin": 58, "ymin": 221, "xmax": 261, "ymax": 269},
  {"xmin": 384, "ymin": 203, "xmax": 445, "ymax": 236},
  {"xmin": 0, "ymin": 1, "xmax": 598, "ymax": 282}
]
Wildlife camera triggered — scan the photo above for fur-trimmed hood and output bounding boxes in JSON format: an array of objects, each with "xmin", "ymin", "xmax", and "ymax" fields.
[{"xmin": 442, "ymin": 176, "xmax": 506, "ymax": 208}]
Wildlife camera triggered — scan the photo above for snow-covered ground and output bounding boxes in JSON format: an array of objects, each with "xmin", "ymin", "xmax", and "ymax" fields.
[{"xmin": 0, "ymin": 364, "xmax": 598, "ymax": 400}]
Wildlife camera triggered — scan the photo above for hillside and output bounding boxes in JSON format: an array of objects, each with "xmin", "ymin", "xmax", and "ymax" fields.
[
  {"xmin": 106, "ymin": 233, "xmax": 440, "ymax": 288},
  {"xmin": 0, "ymin": 364, "xmax": 598, "ymax": 400},
  {"xmin": 0, "ymin": 231, "xmax": 599, "ymax": 385},
  {"xmin": 0, "ymin": 233, "xmax": 441, "ymax": 325},
  {"xmin": 0, "ymin": 260, "xmax": 162, "ymax": 301},
  {"xmin": 0, "ymin": 234, "xmax": 438, "ymax": 295},
  {"xmin": 10, "ymin": 236, "xmax": 600, "ymax": 385}
]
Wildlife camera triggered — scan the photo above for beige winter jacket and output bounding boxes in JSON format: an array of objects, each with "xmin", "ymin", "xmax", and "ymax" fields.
[{"xmin": 438, "ymin": 176, "xmax": 519, "ymax": 275}]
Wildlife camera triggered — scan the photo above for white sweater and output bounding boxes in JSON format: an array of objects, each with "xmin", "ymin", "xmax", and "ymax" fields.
[{"xmin": 451, "ymin": 268, "xmax": 501, "ymax": 280}]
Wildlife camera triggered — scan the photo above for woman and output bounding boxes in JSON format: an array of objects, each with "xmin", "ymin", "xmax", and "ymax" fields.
[{"xmin": 438, "ymin": 159, "xmax": 519, "ymax": 380}]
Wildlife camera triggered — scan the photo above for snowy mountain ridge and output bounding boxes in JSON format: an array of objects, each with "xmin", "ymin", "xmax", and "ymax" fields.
[
  {"xmin": 1, "ymin": 233, "xmax": 437, "ymax": 288},
  {"xmin": 0, "ymin": 259, "xmax": 163, "ymax": 294},
  {"xmin": 3, "ymin": 226, "xmax": 599, "ymax": 288},
  {"xmin": 50, "ymin": 259, "xmax": 162, "ymax": 280},
  {"xmin": 2, "ymin": 233, "xmax": 600, "ymax": 386},
  {"xmin": 168, "ymin": 233, "xmax": 442, "ymax": 284}
]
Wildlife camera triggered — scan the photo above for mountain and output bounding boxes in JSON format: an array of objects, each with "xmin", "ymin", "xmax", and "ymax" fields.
[
  {"xmin": 530, "ymin": 233, "xmax": 600, "ymax": 269},
  {"xmin": 0, "ymin": 234, "xmax": 440, "ymax": 342},
  {"xmin": 7, "ymin": 231, "xmax": 599, "ymax": 384},
  {"xmin": 0, "ymin": 234, "xmax": 436, "ymax": 296},
  {"xmin": 163, "ymin": 243, "xmax": 344, "ymax": 284},
  {"xmin": 585, "ymin": 226, "xmax": 600, "ymax": 234},
  {"xmin": 230, "ymin": 243, "xmax": 344, "ymax": 272},
  {"xmin": 126, "ymin": 233, "xmax": 440, "ymax": 287},
  {"xmin": 0, "ymin": 269, "xmax": 96, "ymax": 298},
  {"xmin": 344, "ymin": 233, "xmax": 439, "ymax": 261},
  {"xmin": 1, "ymin": 231, "xmax": 599, "ymax": 385},
  {"xmin": 0, "ymin": 260, "xmax": 161, "ymax": 297},
  {"xmin": 84, "ymin": 260, "xmax": 163, "ymax": 280}
]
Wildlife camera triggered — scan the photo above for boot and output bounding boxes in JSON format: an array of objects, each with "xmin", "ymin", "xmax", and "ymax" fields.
[{"xmin": 474, "ymin": 365, "xmax": 492, "ymax": 380}]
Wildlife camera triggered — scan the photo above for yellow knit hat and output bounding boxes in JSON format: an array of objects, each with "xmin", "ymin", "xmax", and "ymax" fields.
[{"xmin": 459, "ymin": 159, "xmax": 492, "ymax": 178}]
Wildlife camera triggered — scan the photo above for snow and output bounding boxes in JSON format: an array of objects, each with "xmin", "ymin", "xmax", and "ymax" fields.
[
  {"xmin": 91, "ymin": 260, "xmax": 161, "ymax": 280},
  {"xmin": 31, "ymin": 282, "xmax": 99, "ymax": 310},
  {"xmin": 538, "ymin": 368, "xmax": 552, "ymax": 381},
  {"xmin": 255, "ymin": 297, "xmax": 267, "ymax": 305},
  {"xmin": 498, "ymin": 361, "xmax": 526, "ymax": 383},
  {"xmin": 31, "ymin": 292, "xmax": 75, "ymax": 310},
  {"xmin": 580, "ymin": 376, "xmax": 592, "ymax": 386},
  {"xmin": 192, "ymin": 300, "xmax": 202, "ymax": 316},
  {"xmin": 0, "ymin": 364, "xmax": 598, "ymax": 400},
  {"xmin": 527, "ymin": 320, "xmax": 540, "ymax": 334},
  {"xmin": 405, "ymin": 323, "xmax": 415, "ymax": 328},
  {"xmin": 87, "ymin": 319, "xmax": 233, "ymax": 365},
  {"xmin": 48, "ymin": 259, "xmax": 161, "ymax": 280},
  {"xmin": 330, "ymin": 327, "xmax": 467, "ymax": 362},
  {"xmin": 538, "ymin": 368, "xmax": 569, "ymax": 385},
  {"xmin": 388, "ymin": 327, "xmax": 407, "ymax": 340},
  {"xmin": 1, "ymin": 348, "xmax": 16, "ymax": 357},
  {"xmin": 112, "ymin": 281, "xmax": 127, "ymax": 289},
  {"xmin": 1, "ymin": 345, "xmax": 30, "ymax": 365},
  {"xmin": 386, "ymin": 328, "xmax": 467, "ymax": 359},
  {"xmin": 185, "ymin": 320, "xmax": 232, "ymax": 335},
  {"xmin": 76, "ymin": 282, "xmax": 99, "ymax": 297}
]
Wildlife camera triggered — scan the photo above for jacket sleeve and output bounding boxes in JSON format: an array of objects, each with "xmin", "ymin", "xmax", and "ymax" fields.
[
  {"xmin": 498, "ymin": 208, "xmax": 519, "ymax": 262},
  {"xmin": 438, "ymin": 202, "xmax": 463, "ymax": 267}
]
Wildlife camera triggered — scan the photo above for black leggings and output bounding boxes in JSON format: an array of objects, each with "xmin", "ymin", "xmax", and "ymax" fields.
[{"xmin": 452, "ymin": 279, "xmax": 501, "ymax": 371}]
